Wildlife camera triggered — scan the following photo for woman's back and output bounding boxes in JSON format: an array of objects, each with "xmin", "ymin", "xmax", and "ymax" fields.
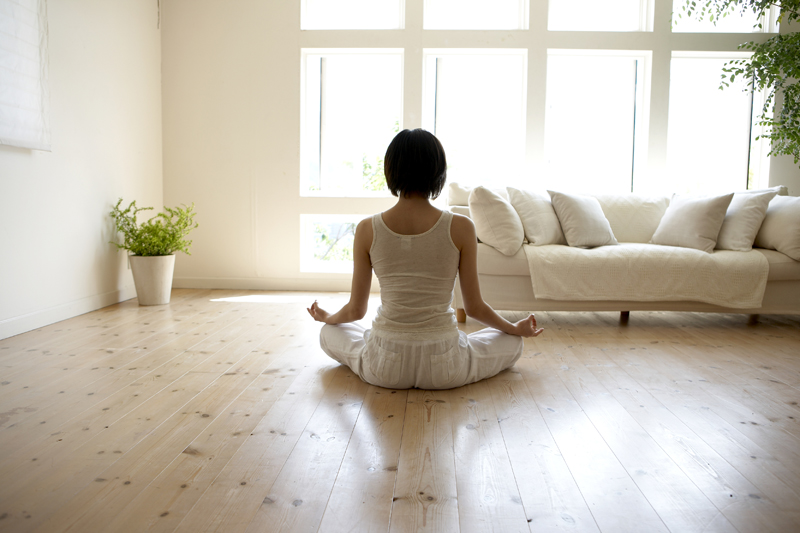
[{"xmin": 369, "ymin": 210, "xmax": 460, "ymax": 340}]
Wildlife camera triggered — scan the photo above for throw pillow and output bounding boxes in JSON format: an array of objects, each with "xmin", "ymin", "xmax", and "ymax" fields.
[
  {"xmin": 507, "ymin": 187, "xmax": 566, "ymax": 245},
  {"xmin": 468, "ymin": 186, "xmax": 524, "ymax": 256},
  {"xmin": 650, "ymin": 193, "xmax": 734, "ymax": 253},
  {"xmin": 547, "ymin": 191, "xmax": 618, "ymax": 248},
  {"xmin": 754, "ymin": 195, "xmax": 800, "ymax": 261},
  {"xmin": 715, "ymin": 189, "xmax": 778, "ymax": 251}
]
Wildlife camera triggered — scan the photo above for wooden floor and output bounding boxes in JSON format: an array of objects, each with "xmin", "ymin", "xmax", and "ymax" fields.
[{"xmin": 1, "ymin": 290, "xmax": 800, "ymax": 533}]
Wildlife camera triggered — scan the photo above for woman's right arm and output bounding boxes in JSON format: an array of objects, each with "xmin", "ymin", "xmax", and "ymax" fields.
[{"xmin": 451, "ymin": 214, "xmax": 543, "ymax": 338}]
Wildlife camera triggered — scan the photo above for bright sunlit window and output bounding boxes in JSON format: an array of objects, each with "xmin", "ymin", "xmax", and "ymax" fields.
[
  {"xmin": 301, "ymin": 0, "xmax": 405, "ymax": 29},
  {"xmin": 422, "ymin": 49, "xmax": 527, "ymax": 189},
  {"xmin": 300, "ymin": 214, "xmax": 365, "ymax": 273},
  {"xmin": 301, "ymin": 50, "xmax": 403, "ymax": 196},
  {"xmin": 665, "ymin": 52, "xmax": 767, "ymax": 195},
  {"xmin": 671, "ymin": 1, "xmax": 779, "ymax": 33},
  {"xmin": 543, "ymin": 50, "xmax": 650, "ymax": 194},
  {"xmin": 548, "ymin": 0, "xmax": 651, "ymax": 32},
  {"xmin": 424, "ymin": 0, "xmax": 528, "ymax": 29}
]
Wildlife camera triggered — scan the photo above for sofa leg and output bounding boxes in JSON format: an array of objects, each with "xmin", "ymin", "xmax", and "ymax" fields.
[
  {"xmin": 620, "ymin": 311, "xmax": 630, "ymax": 324},
  {"xmin": 456, "ymin": 308, "xmax": 467, "ymax": 323}
]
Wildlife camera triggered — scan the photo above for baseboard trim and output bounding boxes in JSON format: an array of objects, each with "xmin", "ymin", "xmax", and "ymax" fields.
[
  {"xmin": 0, "ymin": 286, "xmax": 138, "ymax": 340},
  {"xmin": 172, "ymin": 276, "xmax": 377, "ymax": 293}
]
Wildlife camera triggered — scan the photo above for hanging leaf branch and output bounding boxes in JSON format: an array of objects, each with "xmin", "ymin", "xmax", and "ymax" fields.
[{"xmin": 678, "ymin": 0, "xmax": 800, "ymax": 163}]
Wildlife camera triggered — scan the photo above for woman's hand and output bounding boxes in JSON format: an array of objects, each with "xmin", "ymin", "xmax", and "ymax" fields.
[
  {"xmin": 513, "ymin": 314, "xmax": 544, "ymax": 338},
  {"xmin": 307, "ymin": 301, "xmax": 332, "ymax": 324}
]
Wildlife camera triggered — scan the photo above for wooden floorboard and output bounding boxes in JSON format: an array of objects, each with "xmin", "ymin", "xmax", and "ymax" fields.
[{"xmin": 0, "ymin": 290, "xmax": 799, "ymax": 532}]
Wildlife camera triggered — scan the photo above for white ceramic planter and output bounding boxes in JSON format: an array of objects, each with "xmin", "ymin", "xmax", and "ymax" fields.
[{"xmin": 129, "ymin": 254, "xmax": 176, "ymax": 305}]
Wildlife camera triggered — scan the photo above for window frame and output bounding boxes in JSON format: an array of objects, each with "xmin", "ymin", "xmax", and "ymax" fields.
[{"xmin": 299, "ymin": 48, "xmax": 405, "ymax": 198}]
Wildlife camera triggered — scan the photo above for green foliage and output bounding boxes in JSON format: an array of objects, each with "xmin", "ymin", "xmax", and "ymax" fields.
[
  {"xmin": 362, "ymin": 155, "xmax": 387, "ymax": 191},
  {"xmin": 110, "ymin": 199, "xmax": 199, "ymax": 256},
  {"xmin": 361, "ymin": 119, "xmax": 400, "ymax": 192},
  {"xmin": 678, "ymin": 0, "xmax": 800, "ymax": 164},
  {"xmin": 314, "ymin": 222, "xmax": 356, "ymax": 261}
]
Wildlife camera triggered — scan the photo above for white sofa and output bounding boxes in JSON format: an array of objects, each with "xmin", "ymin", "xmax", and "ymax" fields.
[{"xmin": 449, "ymin": 184, "xmax": 800, "ymax": 320}]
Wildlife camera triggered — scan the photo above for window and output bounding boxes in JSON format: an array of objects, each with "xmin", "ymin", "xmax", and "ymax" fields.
[
  {"xmin": 300, "ymin": 214, "xmax": 363, "ymax": 273},
  {"xmin": 0, "ymin": 0, "xmax": 50, "ymax": 151},
  {"xmin": 301, "ymin": 49, "xmax": 403, "ymax": 196},
  {"xmin": 665, "ymin": 53, "xmax": 766, "ymax": 195},
  {"xmin": 548, "ymin": 0, "xmax": 651, "ymax": 32},
  {"xmin": 422, "ymin": 49, "xmax": 527, "ymax": 189},
  {"xmin": 543, "ymin": 50, "xmax": 650, "ymax": 194},
  {"xmin": 424, "ymin": 0, "xmax": 528, "ymax": 30},
  {"xmin": 671, "ymin": 1, "xmax": 779, "ymax": 33},
  {"xmin": 301, "ymin": 0, "xmax": 405, "ymax": 30},
  {"xmin": 295, "ymin": 2, "xmax": 776, "ymax": 275}
]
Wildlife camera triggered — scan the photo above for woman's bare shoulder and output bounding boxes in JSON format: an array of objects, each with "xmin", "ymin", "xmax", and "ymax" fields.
[
  {"xmin": 449, "ymin": 212, "xmax": 475, "ymax": 248},
  {"xmin": 354, "ymin": 216, "xmax": 374, "ymax": 248}
]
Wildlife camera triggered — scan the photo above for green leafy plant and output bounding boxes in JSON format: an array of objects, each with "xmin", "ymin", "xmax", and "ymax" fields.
[
  {"xmin": 110, "ymin": 199, "xmax": 199, "ymax": 256},
  {"xmin": 676, "ymin": 0, "xmax": 800, "ymax": 164},
  {"xmin": 314, "ymin": 222, "xmax": 356, "ymax": 261}
]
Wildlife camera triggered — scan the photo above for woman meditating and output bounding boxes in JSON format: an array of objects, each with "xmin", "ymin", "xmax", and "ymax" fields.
[{"xmin": 307, "ymin": 129, "xmax": 543, "ymax": 389}]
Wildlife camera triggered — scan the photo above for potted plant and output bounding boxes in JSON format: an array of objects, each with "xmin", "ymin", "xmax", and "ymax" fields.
[{"xmin": 110, "ymin": 199, "xmax": 198, "ymax": 305}]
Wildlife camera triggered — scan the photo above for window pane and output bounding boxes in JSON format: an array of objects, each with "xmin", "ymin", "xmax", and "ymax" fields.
[
  {"xmin": 543, "ymin": 52, "xmax": 643, "ymax": 194},
  {"xmin": 301, "ymin": 51, "xmax": 402, "ymax": 195},
  {"xmin": 672, "ymin": 1, "xmax": 765, "ymax": 33},
  {"xmin": 302, "ymin": 0, "xmax": 404, "ymax": 29},
  {"xmin": 665, "ymin": 55, "xmax": 754, "ymax": 195},
  {"xmin": 422, "ymin": 50, "xmax": 527, "ymax": 188},
  {"xmin": 424, "ymin": 0, "xmax": 528, "ymax": 30},
  {"xmin": 301, "ymin": 215, "xmax": 361, "ymax": 273},
  {"xmin": 548, "ymin": 0, "xmax": 646, "ymax": 31}
]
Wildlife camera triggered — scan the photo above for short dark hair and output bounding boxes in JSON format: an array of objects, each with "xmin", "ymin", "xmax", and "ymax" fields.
[{"xmin": 384, "ymin": 129, "xmax": 447, "ymax": 199}]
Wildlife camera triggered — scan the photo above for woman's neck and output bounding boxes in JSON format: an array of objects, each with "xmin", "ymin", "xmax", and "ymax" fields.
[{"xmin": 382, "ymin": 193, "xmax": 443, "ymax": 235}]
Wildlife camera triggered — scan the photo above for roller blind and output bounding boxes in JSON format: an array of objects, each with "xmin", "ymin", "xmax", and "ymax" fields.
[{"xmin": 0, "ymin": 0, "xmax": 50, "ymax": 151}]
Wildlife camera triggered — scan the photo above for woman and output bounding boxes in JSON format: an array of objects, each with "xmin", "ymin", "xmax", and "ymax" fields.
[{"xmin": 308, "ymin": 129, "xmax": 543, "ymax": 389}]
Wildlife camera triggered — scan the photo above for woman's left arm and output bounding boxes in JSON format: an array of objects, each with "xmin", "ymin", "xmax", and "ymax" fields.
[
  {"xmin": 307, "ymin": 217, "xmax": 373, "ymax": 324},
  {"xmin": 452, "ymin": 214, "xmax": 543, "ymax": 337}
]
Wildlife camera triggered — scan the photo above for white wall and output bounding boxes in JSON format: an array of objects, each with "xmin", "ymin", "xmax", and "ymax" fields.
[
  {"xmin": 0, "ymin": 0, "xmax": 163, "ymax": 339},
  {"xmin": 162, "ymin": 0, "xmax": 800, "ymax": 294},
  {"xmin": 162, "ymin": 0, "xmax": 395, "ymax": 294}
]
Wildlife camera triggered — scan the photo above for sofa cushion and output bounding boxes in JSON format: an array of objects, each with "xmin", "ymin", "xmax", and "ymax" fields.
[
  {"xmin": 468, "ymin": 186, "xmax": 524, "ymax": 256},
  {"xmin": 593, "ymin": 194, "xmax": 670, "ymax": 243},
  {"xmin": 476, "ymin": 243, "xmax": 529, "ymax": 276},
  {"xmin": 650, "ymin": 193, "xmax": 733, "ymax": 253},
  {"xmin": 754, "ymin": 248, "xmax": 800, "ymax": 281},
  {"xmin": 524, "ymin": 242, "xmax": 768, "ymax": 309},
  {"xmin": 754, "ymin": 195, "xmax": 800, "ymax": 261},
  {"xmin": 548, "ymin": 191, "xmax": 618, "ymax": 248},
  {"xmin": 716, "ymin": 189, "xmax": 778, "ymax": 251},
  {"xmin": 507, "ymin": 187, "xmax": 566, "ymax": 246}
]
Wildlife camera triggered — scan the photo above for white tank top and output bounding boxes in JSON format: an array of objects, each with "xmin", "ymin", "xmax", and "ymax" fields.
[{"xmin": 370, "ymin": 210, "xmax": 461, "ymax": 340}]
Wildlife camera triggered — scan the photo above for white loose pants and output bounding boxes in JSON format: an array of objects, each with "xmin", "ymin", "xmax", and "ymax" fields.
[{"xmin": 319, "ymin": 324, "xmax": 523, "ymax": 390}]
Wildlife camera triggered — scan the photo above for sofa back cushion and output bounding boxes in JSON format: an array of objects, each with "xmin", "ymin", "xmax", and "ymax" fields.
[{"xmin": 592, "ymin": 194, "xmax": 670, "ymax": 243}]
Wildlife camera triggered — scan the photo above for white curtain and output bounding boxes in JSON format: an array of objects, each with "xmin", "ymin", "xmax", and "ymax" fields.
[{"xmin": 0, "ymin": 0, "xmax": 50, "ymax": 151}]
